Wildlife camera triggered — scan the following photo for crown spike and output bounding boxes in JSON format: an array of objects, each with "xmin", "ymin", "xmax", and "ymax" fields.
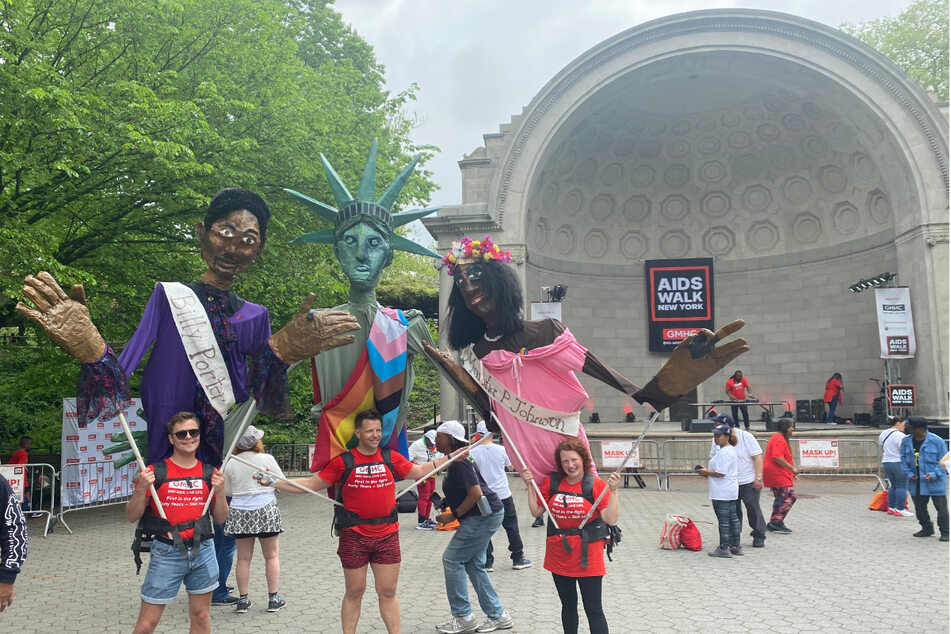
[
  {"xmin": 282, "ymin": 188, "xmax": 340, "ymax": 223},
  {"xmin": 377, "ymin": 153, "xmax": 421, "ymax": 210},
  {"xmin": 320, "ymin": 153, "xmax": 354, "ymax": 209},
  {"xmin": 357, "ymin": 139, "xmax": 379, "ymax": 202}
]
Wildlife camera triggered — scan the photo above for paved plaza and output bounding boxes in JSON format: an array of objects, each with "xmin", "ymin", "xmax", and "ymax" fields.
[{"xmin": 5, "ymin": 476, "xmax": 948, "ymax": 633}]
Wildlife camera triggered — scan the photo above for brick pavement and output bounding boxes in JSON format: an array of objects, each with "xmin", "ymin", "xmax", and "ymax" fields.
[{"xmin": 4, "ymin": 476, "xmax": 948, "ymax": 633}]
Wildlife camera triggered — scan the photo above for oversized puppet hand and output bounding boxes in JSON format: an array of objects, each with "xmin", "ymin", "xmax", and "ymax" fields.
[
  {"xmin": 15, "ymin": 271, "xmax": 106, "ymax": 363},
  {"xmin": 422, "ymin": 340, "xmax": 480, "ymax": 393},
  {"xmin": 268, "ymin": 293, "xmax": 360, "ymax": 364},
  {"xmin": 654, "ymin": 319, "xmax": 749, "ymax": 398},
  {"xmin": 104, "ymin": 430, "xmax": 149, "ymax": 469}
]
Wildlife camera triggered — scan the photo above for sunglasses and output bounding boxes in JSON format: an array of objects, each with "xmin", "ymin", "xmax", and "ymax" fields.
[{"xmin": 172, "ymin": 428, "xmax": 201, "ymax": 440}]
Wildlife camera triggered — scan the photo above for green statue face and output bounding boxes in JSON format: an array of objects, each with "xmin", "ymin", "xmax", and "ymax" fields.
[{"xmin": 334, "ymin": 219, "xmax": 393, "ymax": 293}]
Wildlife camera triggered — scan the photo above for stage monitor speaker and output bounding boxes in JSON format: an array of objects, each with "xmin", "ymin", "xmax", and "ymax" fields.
[
  {"xmin": 766, "ymin": 418, "xmax": 781, "ymax": 431},
  {"xmin": 684, "ymin": 419, "xmax": 716, "ymax": 433},
  {"xmin": 853, "ymin": 412, "xmax": 871, "ymax": 425},
  {"xmin": 811, "ymin": 399, "xmax": 826, "ymax": 423},
  {"xmin": 796, "ymin": 400, "xmax": 813, "ymax": 422}
]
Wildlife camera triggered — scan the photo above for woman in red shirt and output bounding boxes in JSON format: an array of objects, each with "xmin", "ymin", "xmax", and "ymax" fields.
[
  {"xmin": 763, "ymin": 419, "xmax": 798, "ymax": 533},
  {"xmin": 520, "ymin": 439, "xmax": 620, "ymax": 634},
  {"xmin": 823, "ymin": 373, "xmax": 844, "ymax": 424}
]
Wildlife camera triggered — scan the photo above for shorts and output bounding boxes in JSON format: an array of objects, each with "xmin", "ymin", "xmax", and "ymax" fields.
[
  {"xmin": 140, "ymin": 540, "xmax": 219, "ymax": 604},
  {"xmin": 337, "ymin": 528, "xmax": 401, "ymax": 569}
]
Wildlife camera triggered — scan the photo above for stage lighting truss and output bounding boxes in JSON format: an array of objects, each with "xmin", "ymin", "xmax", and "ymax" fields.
[{"xmin": 848, "ymin": 272, "xmax": 895, "ymax": 293}]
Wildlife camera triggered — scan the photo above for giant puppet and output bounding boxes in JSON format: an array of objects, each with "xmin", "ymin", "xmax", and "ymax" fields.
[
  {"xmin": 283, "ymin": 141, "xmax": 479, "ymax": 470},
  {"xmin": 16, "ymin": 188, "xmax": 359, "ymax": 466},
  {"xmin": 425, "ymin": 236, "xmax": 750, "ymax": 477}
]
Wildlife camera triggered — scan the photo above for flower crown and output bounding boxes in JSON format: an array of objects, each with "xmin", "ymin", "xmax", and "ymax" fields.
[{"xmin": 441, "ymin": 236, "xmax": 512, "ymax": 275}]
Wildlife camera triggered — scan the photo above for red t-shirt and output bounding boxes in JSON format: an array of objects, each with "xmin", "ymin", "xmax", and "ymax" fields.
[
  {"xmin": 762, "ymin": 434, "xmax": 794, "ymax": 488},
  {"xmin": 823, "ymin": 378, "xmax": 843, "ymax": 402},
  {"xmin": 319, "ymin": 449, "xmax": 413, "ymax": 537},
  {"xmin": 135, "ymin": 459, "xmax": 215, "ymax": 540},
  {"xmin": 535, "ymin": 476, "xmax": 610, "ymax": 577},
  {"xmin": 8, "ymin": 449, "xmax": 28, "ymax": 465},
  {"xmin": 726, "ymin": 377, "xmax": 750, "ymax": 400}
]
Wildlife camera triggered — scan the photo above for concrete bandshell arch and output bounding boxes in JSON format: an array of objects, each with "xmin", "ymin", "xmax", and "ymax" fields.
[{"xmin": 425, "ymin": 9, "xmax": 949, "ymax": 421}]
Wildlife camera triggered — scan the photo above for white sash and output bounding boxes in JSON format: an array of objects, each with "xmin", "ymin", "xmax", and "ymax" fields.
[
  {"xmin": 460, "ymin": 347, "xmax": 580, "ymax": 436},
  {"xmin": 161, "ymin": 282, "xmax": 236, "ymax": 418}
]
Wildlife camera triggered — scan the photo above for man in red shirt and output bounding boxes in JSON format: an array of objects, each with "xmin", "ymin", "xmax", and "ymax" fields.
[
  {"xmin": 125, "ymin": 412, "xmax": 229, "ymax": 634},
  {"xmin": 725, "ymin": 370, "xmax": 755, "ymax": 430},
  {"xmin": 270, "ymin": 409, "xmax": 453, "ymax": 634},
  {"xmin": 8, "ymin": 437, "xmax": 31, "ymax": 512}
]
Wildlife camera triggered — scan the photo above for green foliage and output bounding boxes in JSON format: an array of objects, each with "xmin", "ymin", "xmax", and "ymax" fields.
[
  {"xmin": 841, "ymin": 0, "xmax": 949, "ymax": 101},
  {"xmin": 0, "ymin": 0, "xmax": 437, "ymax": 448},
  {"xmin": 377, "ymin": 249, "xmax": 440, "ymax": 317}
]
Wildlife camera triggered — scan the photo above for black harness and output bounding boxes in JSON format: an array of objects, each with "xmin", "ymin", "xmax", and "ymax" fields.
[
  {"xmin": 332, "ymin": 449, "xmax": 399, "ymax": 535},
  {"xmin": 546, "ymin": 472, "xmax": 614, "ymax": 569},
  {"xmin": 132, "ymin": 460, "xmax": 215, "ymax": 574}
]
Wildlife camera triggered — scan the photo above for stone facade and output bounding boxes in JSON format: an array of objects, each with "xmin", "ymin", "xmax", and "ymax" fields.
[{"xmin": 424, "ymin": 9, "xmax": 949, "ymax": 422}]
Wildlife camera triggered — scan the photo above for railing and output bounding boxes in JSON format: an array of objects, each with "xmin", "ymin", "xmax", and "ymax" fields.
[
  {"xmin": 267, "ymin": 443, "xmax": 313, "ymax": 476},
  {"xmin": 589, "ymin": 439, "xmax": 662, "ymax": 490},
  {"xmin": 58, "ymin": 460, "xmax": 138, "ymax": 534},
  {"xmin": 661, "ymin": 440, "xmax": 716, "ymax": 490},
  {"xmin": 6, "ymin": 463, "xmax": 57, "ymax": 537}
]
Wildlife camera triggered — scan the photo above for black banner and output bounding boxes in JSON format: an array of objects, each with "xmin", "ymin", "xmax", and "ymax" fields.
[
  {"xmin": 887, "ymin": 384, "xmax": 916, "ymax": 408},
  {"xmin": 645, "ymin": 258, "xmax": 715, "ymax": 353}
]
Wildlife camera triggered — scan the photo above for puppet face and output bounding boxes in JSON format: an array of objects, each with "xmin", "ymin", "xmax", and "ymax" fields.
[
  {"xmin": 455, "ymin": 263, "xmax": 497, "ymax": 321},
  {"xmin": 196, "ymin": 209, "xmax": 263, "ymax": 287},
  {"xmin": 334, "ymin": 220, "xmax": 393, "ymax": 293}
]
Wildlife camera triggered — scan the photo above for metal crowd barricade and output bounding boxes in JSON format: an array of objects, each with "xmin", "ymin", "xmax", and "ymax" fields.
[
  {"xmin": 267, "ymin": 443, "xmax": 313, "ymax": 476},
  {"xmin": 661, "ymin": 439, "xmax": 716, "ymax": 490},
  {"xmin": 755, "ymin": 438, "xmax": 885, "ymax": 490},
  {"xmin": 588, "ymin": 439, "xmax": 662, "ymax": 490},
  {"xmin": 58, "ymin": 460, "xmax": 137, "ymax": 534},
  {"xmin": 17, "ymin": 463, "xmax": 57, "ymax": 537}
]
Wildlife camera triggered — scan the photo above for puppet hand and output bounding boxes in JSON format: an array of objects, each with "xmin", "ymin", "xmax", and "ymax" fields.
[
  {"xmin": 422, "ymin": 340, "xmax": 481, "ymax": 393},
  {"xmin": 103, "ymin": 431, "xmax": 149, "ymax": 468},
  {"xmin": 269, "ymin": 294, "xmax": 359, "ymax": 364},
  {"xmin": 15, "ymin": 272, "xmax": 106, "ymax": 363},
  {"xmin": 654, "ymin": 319, "xmax": 749, "ymax": 398}
]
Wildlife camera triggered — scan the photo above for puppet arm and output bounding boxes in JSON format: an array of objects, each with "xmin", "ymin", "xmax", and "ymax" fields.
[
  {"xmin": 268, "ymin": 293, "xmax": 360, "ymax": 364},
  {"xmin": 419, "ymin": 336, "xmax": 491, "ymax": 420}
]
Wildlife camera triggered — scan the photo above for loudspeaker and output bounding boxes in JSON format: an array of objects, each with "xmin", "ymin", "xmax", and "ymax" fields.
[
  {"xmin": 766, "ymin": 418, "xmax": 781, "ymax": 431},
  {"xmin": 796, "ymin": 400, "xmax": 813, "ymax": 422},
  {"xmin": 811, "ymin": 399, "xmax": 825, "ymax": 423},
  {"xmin": 853, "ymin": 412, "xmax": 871, "ymax": 425},
  {"xmin": 684, "ymin": 419, "xmax": 716, "ymax": 433}
]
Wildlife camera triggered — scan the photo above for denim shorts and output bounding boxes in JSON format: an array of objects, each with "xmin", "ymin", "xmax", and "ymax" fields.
[{"xmin": 140, "ymin": 539, "xmax": 219, "ymax": 604}]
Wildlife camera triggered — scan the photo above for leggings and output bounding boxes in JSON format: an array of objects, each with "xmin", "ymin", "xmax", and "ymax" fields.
[
  {"xmin": 770, "ymin": 486, "xmax": 797, "ymax": 523},
  {"xmin": 551, "ymin": 573, "xmax": 607, "ymax": 634}
]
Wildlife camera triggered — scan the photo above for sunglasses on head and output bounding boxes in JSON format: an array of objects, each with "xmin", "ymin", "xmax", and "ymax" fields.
[{"xmin": 172, "ymin": 428, "xmax": 200, "ymax": 440}]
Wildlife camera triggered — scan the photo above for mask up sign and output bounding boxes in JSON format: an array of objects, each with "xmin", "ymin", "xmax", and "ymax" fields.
[{"xmin": 645, "ymin": 258, "xmax": 715, "ymax": 353}]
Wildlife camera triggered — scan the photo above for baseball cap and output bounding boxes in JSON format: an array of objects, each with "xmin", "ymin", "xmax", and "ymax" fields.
[
  {"xmin": 436, "ymin": 420, "xmax": 469, "ymax": 444},
  {"xmin": 712, "ymin": 413, "xmax": 736, "ymax": 427},
  {"xmin": 712, "ymin": 423, "xmax": 732, "ymax": 436},
  {"xmin": 236, "ymin": 425, "xmax": 264, "ymax": 450},
  {"xmin": 476, "ymin": 420, "xmax": 490, "ymax": 436},
  {"xmin": 424, "ymin": 430, "xmax": 437, "ymax": 444},
  {"xmin": 906, "ymin": 417, "xmax": 928, "ymax": 430}
]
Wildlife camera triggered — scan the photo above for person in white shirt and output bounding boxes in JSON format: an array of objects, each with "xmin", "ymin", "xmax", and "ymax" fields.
[
  {"xmin": 469, "ymin": 421, "xmax": 532, "ymax": 571},
  {"xmin": 709, "ymin": 413, "xmax": 766, "ymax": 547},
  {"xmin": 879, "ymin": 416, "xmax": 913, "ymax": 516},
  {"xmin": 697, "ymin": 423, "xmax": 740, "ymax": 558},
  {"xmin": 408, "ymin": 429, "xmax": 443, "ymax": 529}
]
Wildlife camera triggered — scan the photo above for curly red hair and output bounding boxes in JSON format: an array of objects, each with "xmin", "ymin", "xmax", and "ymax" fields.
[{"xmin": 554, "ymin": 439, "xmax": 593, "ymax": 476}]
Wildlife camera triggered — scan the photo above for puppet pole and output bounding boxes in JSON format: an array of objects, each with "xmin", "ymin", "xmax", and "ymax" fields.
[
  {"xmin": 201, "ymin": 399, "xmax": 258, "ymax": 516},
  {"xmin": 576, "ymin": 409, "xmax": 661, "ymax": 529},
  {"xmin": 392, "ymin": 433, "xmax": 493, "ymax": 502},
  {"xmin": 229, "ymin": 452, "xmax": 342, "ymax": 507},
  {"xmin": 116, "ymin": 408, "xmax": 167, "ymax": 521},
  {"xmin": 490, "ymin": 411, "xmax": 561, "ymax": 530}
]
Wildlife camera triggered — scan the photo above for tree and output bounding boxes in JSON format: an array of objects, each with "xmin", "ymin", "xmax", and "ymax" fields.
[
  {"xmin": 0, "ymin": 0, "xmax": 437, "ymax": 449},
  {"xmin": 841, "ymin": 0, "xmax": 949, "ymax": 101}
]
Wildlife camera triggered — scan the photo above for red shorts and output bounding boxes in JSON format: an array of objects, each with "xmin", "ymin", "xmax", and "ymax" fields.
[{"xmin": 337, "ymin": 528, "xmax": 401, "ymax": 569}]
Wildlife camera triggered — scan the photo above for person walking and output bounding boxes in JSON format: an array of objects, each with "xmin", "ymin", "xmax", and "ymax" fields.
[
  {"xmin": 900, "ymin": 417, "xmax": 949, "ymax": 541},
  {"xmin": 519, "ymin": 439, "xmax": 620, "ymax": 634},
  {"xmin": 223, "ymin": 426, "xmax": 287, "ymax": 613},
  {"xmin": 763, "ymin": 418, "xmax": 798, "ymax": 533},
  {"xmin": 469, "ymin": 421, "xmax": 531, "ymax": 572},
  {"xmin": 879, "ymin": 416, "xmax": 913, "ymax": 517},
  {"xmin": 709, "ymin": 414, "xmax": 766, "ymax": 547},
  {"xmin": 434, "ymin": 421, "xmax": 511, "ymax": 634},
  {"xmin": 698, "ymin": 423, "xmax": 741, "ymax": 558},
  {"xmin": 725, "ymin": 371, "xmax": 755, "ymax": 430},
  {"xmin": 408, "ymin": 429, "xmax": 442, "ymax": 530},
  {"xmin": 823, "ymin": 373, "xmax": 844, "ymax": 424}
]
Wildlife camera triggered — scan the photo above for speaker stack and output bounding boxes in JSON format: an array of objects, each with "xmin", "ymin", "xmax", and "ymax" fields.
[
  {"xmin": 796, "ymin": 400, "xmax": 813, "ymax": 422},
  {"xmin": 811, "ymin": 399, "xmax": 826, "ymax": 423},
  {"xmin": 683, "ymin": 419, "xmax": 716, "ymax": 433}
]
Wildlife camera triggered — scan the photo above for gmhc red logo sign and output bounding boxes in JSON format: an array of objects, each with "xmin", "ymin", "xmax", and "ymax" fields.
[{"xmin": 662, "ymin": 328, "xmax": 701, "ymax": 341}]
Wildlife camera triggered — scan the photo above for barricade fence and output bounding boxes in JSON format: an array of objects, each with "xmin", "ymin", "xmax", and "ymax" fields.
[
  {"xmin": 267, "ymin": 443, "xmax": 313, "ymax": 476},
  {"xmin": 58, "ymin": 459, "xmax": 138, "ymax": 535},
  {"xmin": 589, "ymin": 439, "xmax": 662, "ymax": 490},
  {"xmin": 662, "ymin": 440, "xmax": 716, "ymax": 490},
  {"xmin": 0, "ymin": 463, "xmax": 57, "ymax": 537}
]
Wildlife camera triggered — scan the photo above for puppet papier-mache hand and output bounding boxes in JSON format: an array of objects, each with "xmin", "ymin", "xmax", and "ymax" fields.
[
  {"xmin": 422, "ymin": 340, "xmax": 481, "ymax": 393},
  {"xmin": 15, "ymin": 271, "xmax": 107, "ymax": 363},
  {"xmin": 268, "ymin": 293, "xmax": 360, "ymax": 364},
  {"xmin": 653, "ymin": 318, "xmax": 749, "ymax": 398}
]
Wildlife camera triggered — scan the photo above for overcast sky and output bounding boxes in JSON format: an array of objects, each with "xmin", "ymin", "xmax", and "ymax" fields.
[{"xmin": 332, "ymin": 0, "xmax": 909, "ymax": 232}]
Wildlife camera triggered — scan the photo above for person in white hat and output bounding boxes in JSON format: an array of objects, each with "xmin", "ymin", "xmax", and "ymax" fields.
[
  {"xmin": 469, "ymin": 421, "xmax": 531, "ymax": 572},
  {"xmin": 408, "ymin": 429, "xmax": 443, "ymax": 530},
  {"xmin": 222, "ymin": 425, "xmax": 287, "ymax": 613}
]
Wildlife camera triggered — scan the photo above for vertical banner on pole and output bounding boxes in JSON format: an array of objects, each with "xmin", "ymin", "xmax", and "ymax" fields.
[
  {"xmin": 875, "ymin": 287, "xmax": 916, "ymax": 359},
  {"xmin": 645, "ymin": 258, "xmax": 715, "ymax": 353}
]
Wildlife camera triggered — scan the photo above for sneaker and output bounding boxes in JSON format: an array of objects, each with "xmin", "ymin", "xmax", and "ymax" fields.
[
  {"xmin": 436, "ymin": 614, "xmax": 478, "ymax": 633},
  {"xmin": 708, "ymin": 546, "xmax": 732, "ymax": 558},
  {"xmin": 236, "ymin": 596, "xmax": 251, "ymax": 614},
  {"xmin": 511, "ymin": 557, "xmax": 532, "ymax": 570},
  {"xmin": 766, "ymin": 522, "xmax": 792, "ymax": 534},
  {"xmin": 212, "ymin": 595, "xmax": 238, "ymax": 607},
  {"xmin": 897, "ymin": 509, "xmax": 915, "ymax": 517},
  {"xmin": 940, "ymin": 534, "xmax": 949, "ymax": 542},
  {"xmin": 752, "ymin": 537, "xmax": 765, "ymax": 548},
  {"xmin": 484, "ymin": 564, "xmax": 494, "ymax": 572},
  {"xmin": 531, "ymin": 516, "xmax": 545, "ymax": 528},
  {"xmin": 476, "ymin": 611, "xmax": 513, "ymax": 632},
  {"xmin": 267, "ymin": 594, "xmax": 286, "ymax": 612},
  {"xmin": 417, "ymin": 519, "xmax": 436, "ymax": 530},
  {"xmin": 913, "ymin": 528, "xmax": 935, "ymax": 537},
  {"xmin": 730, "ymin": 546, "xmax": 744, "ymax": 556},
  {"xmin": 887, "ymin": 508, "xmax": 897, "ymax": 515}
]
